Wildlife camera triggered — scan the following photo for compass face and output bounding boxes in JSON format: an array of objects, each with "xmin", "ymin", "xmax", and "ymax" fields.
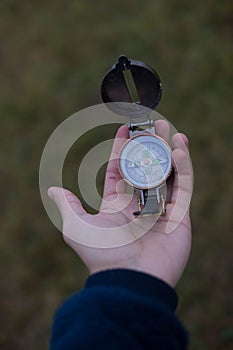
[{"xmin": 119, "ymin": 134, "xmax": 172, "ymax": 189}]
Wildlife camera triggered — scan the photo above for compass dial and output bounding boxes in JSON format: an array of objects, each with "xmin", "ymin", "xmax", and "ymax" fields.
[{"xmin": 119, "ymin": 134, "xmax": 172, "ymax": 189}]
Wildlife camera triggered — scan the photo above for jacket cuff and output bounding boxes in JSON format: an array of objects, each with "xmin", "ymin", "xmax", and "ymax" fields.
[{"xmin": 85, "ymin": 269, "xmax": 178, "ymax": 311}]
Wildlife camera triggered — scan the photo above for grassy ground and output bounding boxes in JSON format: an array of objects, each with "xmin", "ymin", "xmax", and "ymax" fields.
[{"xmin": 0, "ymin": 0, "xmax": 232, "ymax": 349}]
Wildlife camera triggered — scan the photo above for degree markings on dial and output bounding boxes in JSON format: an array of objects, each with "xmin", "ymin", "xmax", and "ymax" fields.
[{"xmin": 119, "ymin": 134, "xmax": 171, "ymax": 188}]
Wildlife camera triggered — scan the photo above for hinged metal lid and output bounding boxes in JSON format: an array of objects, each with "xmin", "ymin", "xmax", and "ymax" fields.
[{"xmin": 101, "ymin": 55, "xmax": 162, "ymax": 110}]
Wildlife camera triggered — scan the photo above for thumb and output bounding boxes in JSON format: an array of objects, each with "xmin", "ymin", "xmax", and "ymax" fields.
[{"xmin": 48, "ymin": 186, "xmax": 86, "ymax": 221}]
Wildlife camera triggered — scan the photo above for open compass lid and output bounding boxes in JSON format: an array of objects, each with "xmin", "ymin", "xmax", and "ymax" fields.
[{"xmin": 101, "ymin": 55, "xmax": 162, "ymax": 111}]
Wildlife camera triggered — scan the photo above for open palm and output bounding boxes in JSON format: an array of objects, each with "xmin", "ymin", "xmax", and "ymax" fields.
[{"xmin": 48, "ymin": 120, "xmax": 193, "ymax": 287}]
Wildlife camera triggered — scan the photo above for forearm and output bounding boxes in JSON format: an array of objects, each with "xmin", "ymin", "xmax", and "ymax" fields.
[{"xmin": 50, "ymin": 269, "xmax": 188, "ymax": 350}]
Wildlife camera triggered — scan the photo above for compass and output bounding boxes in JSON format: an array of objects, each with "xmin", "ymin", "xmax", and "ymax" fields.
[
  {"xmin": 119, "ymin": 134, "xmax": 172, "ymax": 189},
  {"xmin": 101, "ymin": 55, "xmax": 172, "ymax": 216}
]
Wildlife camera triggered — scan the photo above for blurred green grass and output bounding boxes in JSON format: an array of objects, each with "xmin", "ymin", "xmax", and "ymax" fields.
[{"xmin": 0, "ymin": 0, "xmax": 232, "ymax": 349}]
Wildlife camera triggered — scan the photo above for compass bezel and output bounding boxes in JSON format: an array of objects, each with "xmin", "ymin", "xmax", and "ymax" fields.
[{"xmin": 118, "ymin": 133, "xmax": 172, "ymax": 190}]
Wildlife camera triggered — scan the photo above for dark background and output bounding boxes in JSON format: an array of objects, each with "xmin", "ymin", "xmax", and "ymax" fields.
[{"xmin": 0, "ymin": 0, "xmax": 232, "ymax": 349}]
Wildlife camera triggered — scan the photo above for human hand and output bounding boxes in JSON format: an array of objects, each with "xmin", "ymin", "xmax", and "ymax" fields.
[{"xmin": 48, "ymin": 120, "xmax": 193, "ymax": 287}]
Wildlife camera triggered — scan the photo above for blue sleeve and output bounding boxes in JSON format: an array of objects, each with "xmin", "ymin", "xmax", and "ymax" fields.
[{"xmin": 50, "ymin": 269, "xmax": 188, "ymax": 350}]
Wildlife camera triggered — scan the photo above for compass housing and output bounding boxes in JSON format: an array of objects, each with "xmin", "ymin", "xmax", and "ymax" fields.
[{"xmin": 119, "ymin": 133, "xmax": 172, "ymax": 190}]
